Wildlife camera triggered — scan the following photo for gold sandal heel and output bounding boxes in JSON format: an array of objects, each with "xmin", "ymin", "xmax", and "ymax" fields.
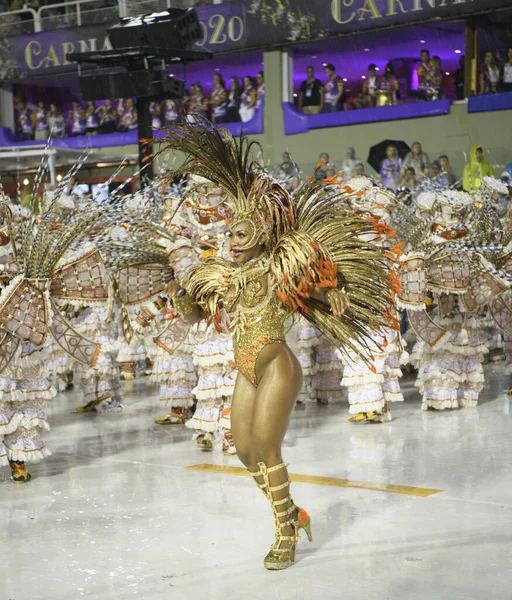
[{"xmin": 297, "ymin": 508, "xmax": 313, "ymax": 542}]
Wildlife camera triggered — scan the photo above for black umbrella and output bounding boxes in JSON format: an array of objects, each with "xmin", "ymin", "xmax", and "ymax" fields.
[{"xmin": 367, "ymin": 140, "xmax": 411, "ymax": 173}]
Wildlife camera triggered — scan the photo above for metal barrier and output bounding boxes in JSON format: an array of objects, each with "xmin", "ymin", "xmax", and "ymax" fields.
[
  {"xmin": 38, "ymin": 0, "xmax": 119, "ymax": 30},
  {"xmin": 0, "ymin": 7, "xmax": 39, "ymax": 36},
  {"xmin": 118, "ymin": 0, "xmax": 171, "ymax": 17}
]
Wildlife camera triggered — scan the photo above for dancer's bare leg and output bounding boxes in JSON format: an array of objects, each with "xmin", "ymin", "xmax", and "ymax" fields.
[{"xmin": 231, "ymin": 344, "xmax": 304, "ymax": 558}]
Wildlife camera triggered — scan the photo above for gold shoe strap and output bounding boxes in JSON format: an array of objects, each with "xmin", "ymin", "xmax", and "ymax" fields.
[
  {"xmin": 276, "ymin": 505, "xmax": 295, "ymax": 519},
  {"xmin": 266, "ymin": 462, "xmax": 288, "ymax": 474},
  {"xmin": 268, "ymin": 478, "xmax": 291, "ymax": 493},
  {"xmin": 272, "ymin": 535, "xmax": 301, "ymax": 547},
  {"xmin": 273, "ymin": 497, "xmax": 290, "ymax": 507},
  {"xmin": 276, "ymin": 518, "xmax": 296, "ymax": 529}
]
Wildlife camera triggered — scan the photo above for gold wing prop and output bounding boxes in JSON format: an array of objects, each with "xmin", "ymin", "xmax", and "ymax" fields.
[
  {"xmin": 489, "ymin": 290, "xmax": 512, "ymax": 338},
  {"xmin": 0, "ymin": 277, "xmax": 50, "ymax": 346},
  {"xmin": 49, "ymin": 298, "xmax": 101, "ymax": 367},
  {"xmin": 0, "ymin": 331, "xmax": 21, "ymax": 374},
  {"xmin": 117, "ymin": 263, "xmax": 174, "ymax": 306},
  {"xmin": 153, "ymin": 318, "xmax": 191, "ymax": 356},
  {"xmin": 51, "ymin": 248, "xmax": 110, "ymax": 303},
  {"xmin": 407, "ymin": 310, "xmax": 447, "ymax": 346}
]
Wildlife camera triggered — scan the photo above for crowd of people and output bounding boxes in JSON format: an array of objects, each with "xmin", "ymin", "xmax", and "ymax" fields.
[
  {"xmin": 296, "ymin": 53, "xmax": 446, "ymax": 115},
  {"xmin": 13, "ymin": 72, "xmax": 265, "ymax": 140},
  {"xmin": 480, "ymin": 46, "xmax": 512, "ymax": 94},
  {"xmin": 275, "ymin": 141, "xmax": 508, "ymax": 196},
  {"xmin": 296, "ymin": 46, "xmax": 512, "ymax": 115}
]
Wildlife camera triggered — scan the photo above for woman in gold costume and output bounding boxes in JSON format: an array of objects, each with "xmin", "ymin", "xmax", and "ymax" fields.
[{"xmin": 160, "ymin": 118, "xmax": 397, "ymax": 570}]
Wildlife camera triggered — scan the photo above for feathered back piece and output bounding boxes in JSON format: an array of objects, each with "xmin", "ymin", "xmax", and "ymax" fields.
[{"xmin": 269, "ymin": 177, "xmax": 400, "ymax": 358}]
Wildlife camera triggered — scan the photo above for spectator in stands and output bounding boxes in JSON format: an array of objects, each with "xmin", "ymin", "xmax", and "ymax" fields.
[
  {"xmin": 17, "ymin": 101, "xmax": 33, "ymax": 141},
  {"xmin": 399, "ymin": 167, "xmax": 419, "ymax": 190},
  {"xmin": 439, "ymin": 155, "xmax": 458, "ymax": 186},
  {"xmin": 47, "ymin": 103, "xmax": 64, "ymax": 137},
  {"xmin": 401, "ymin": 142, "xmax": 429, "ymax": 176},
  {"xmin": 417, "ymin": 48, "xmax": 432, "ymax": 101},
  {"xmin": 340, "ymin": 147, "xmax": 360, "ymax": 178},
  {"xmin": 239, "ymin": 76, "xmax": 257, "ymax": 122},
  {"xmin": 99, "ymin": 99, "xmax": 117, "ymax": 134},
  {"xmin": 119, "ymin": 98, "xmax": 137, "ymax": 132},
  {"xmin": 480, "ymin": 50, "xmax": 500, "ymax": 94},
  {"xmin": 278, "ymin": 152, "xmax": 299, "ymax": 178},
  {"xmin": 117, "ymin": 98, "xmax": 125, "ymax": 118},
  {"xmin": 256, "ymin": 71, "xmax": 265, "ymax": 108},
  {"xmin": 85, "ymin": 100, "xmax": 99, "ymax": 135},
  {"xmin": 325, "ymin": 164, "xmax": 337, "ymax": 180},
  {"xmin": 276, "ymin": 152, "xmax": 300, "ymax": 191},
  {"xmin": 164, "ymin": 98, "xmax": 179, "ymax": 126},
  {"xmin": 501, "ymin": 46, "xmax": 512, "ymax": 92},
  {"xmin": 463, "ymin": 145, "xmax": 495, "ymax": 191},
  {"xmin": 354, "ymin": 162, "xmax": 365, "ymax": 176},
  {"xmin": 354, "ymin": 64, "xmax": 379, "ymax": 109},
  {"xmin": 227, "ymin": 76, "xmax": 241, "ymax": 122},
  {"xmin": 210, "ymin": 74, "xmax": 229, "ymax": 124},
  {"xmin": 428, "ymin": 56, "xmax": 443, "ymax": 100},
  {"xmin": 315, "ymin": 152, "xmax": 331, "ymax": 181},
  {"xmin": 34, "ymin": 101, "xmax": 49, "ymax": 141},
  {"xmin": 377, "ymin": 63, "xmax": 398, "ymax": 106},
  {"xmin": 422, "ymin": 161, "xmax": 445, "ymax": 190},
  {"xmin": 299, "ymin": 66, "xmax": 324, "ymax": 115},
  {"xmin": 150, "ymin": 101, "xmax": 163, "ymax": 129},
  {"xmin": 323, "ymin": 63, "xmax": 345, "ymax": 112},
  {"xmin": 455, "ymin": 56, "xmax": 465, "ymax": 100},
  {"xmin": 380, "ymin": 144, "xmax": 402, "ymax": 192},
  {"xmin": 69, "ymin": 100, "xmax": 86, "ymax": 136},
  {"xmin": 187, "ymin": 83, "xmax": 209, "ymax": 121}
]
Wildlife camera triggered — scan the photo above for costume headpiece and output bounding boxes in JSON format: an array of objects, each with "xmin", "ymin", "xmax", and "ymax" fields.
[{"xmin": 156, "ymin": 115, "xmax": 294, "ymax": 252}]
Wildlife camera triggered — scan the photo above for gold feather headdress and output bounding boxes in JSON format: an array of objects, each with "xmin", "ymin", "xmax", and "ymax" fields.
[{"xmin": 156, "ymin": 115, "xmax": 294, "ymax": 251}]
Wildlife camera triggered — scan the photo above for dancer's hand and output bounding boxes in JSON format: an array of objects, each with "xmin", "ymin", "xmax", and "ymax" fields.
[{"xmin": 327, "ymin": 288, "xmax": 350, "ymax": 317}]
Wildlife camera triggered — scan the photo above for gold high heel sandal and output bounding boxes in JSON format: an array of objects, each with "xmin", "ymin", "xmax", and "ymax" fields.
[{"xmin": 258, "ymin": 462, "xmax": 313, "ymax": 571}]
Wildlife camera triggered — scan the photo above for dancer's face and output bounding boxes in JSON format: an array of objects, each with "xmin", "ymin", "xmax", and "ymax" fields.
[{"xmin": 230, "ymin": 221, "xmax": 264, "ymax": 264}]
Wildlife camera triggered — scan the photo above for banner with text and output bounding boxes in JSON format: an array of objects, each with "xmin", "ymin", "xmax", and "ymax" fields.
[{"xmin": 1, "ymin": 0, "xmax": 510, "ymax": 80}]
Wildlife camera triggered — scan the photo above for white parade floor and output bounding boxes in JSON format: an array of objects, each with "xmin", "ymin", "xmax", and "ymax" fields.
[{"xmin": 1, "ymin": 365, "xmax": 512, "ymax": 600}]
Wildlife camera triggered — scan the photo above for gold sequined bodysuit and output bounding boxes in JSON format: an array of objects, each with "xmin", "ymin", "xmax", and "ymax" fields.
[{"xmin": 225, "ymin": 270, "xmax": 288, "ymax": 388}]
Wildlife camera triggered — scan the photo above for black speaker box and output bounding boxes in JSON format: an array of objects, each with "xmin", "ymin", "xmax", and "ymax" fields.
[{"xmin": 108, "ymin": 9, "xmax": 202, "ymax": 51}]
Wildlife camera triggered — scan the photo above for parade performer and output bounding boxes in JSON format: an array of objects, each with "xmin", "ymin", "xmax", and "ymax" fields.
[
  {"xmin": 336, "ymin": 176, "xmax": 405, "ymax": 423},
  {"xmin": 181, "ymin": 178, "xmax": 237, "ymax": 453},
  {"xmin": 159, "ymin": 118, "xmax": 398, "ymax": 570},
  {"xmin": 393, "ymin": 187, "xmax": 512, "ymax": 411},
  {"xmin": 0, "ymin": 162, "xmax": 116, "ymax": 482},
  {"xmin": 0, "ymin": 205, "xmax": 56, "ymax": 483},
  {"xmin": 98, "ymin": 196, "xmax": 198, "ymax": 427},
  {"xmin": 72, "ymin": 285, "xmax": 123, "ymax": 413}
]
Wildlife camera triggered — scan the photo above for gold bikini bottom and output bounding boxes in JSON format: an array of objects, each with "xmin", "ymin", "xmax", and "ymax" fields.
[{"xmin": 234, "ymin": 336, "xmax": 287, "ymax": 387}]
